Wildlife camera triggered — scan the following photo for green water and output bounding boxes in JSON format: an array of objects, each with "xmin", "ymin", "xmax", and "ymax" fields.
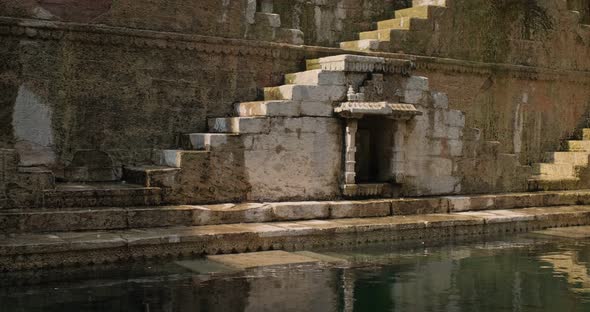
[{"xmin": 2, "ymin": 234, "xmax": 590, "ymax": 311}]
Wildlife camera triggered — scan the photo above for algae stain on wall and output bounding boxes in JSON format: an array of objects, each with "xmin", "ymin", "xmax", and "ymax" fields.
[{"xmin": 12, "ymin": 85, "xmax": 55, "ymax": 166}]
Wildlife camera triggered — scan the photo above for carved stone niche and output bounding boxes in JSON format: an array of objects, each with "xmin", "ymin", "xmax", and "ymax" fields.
[{"xmin": 334, "ymin": 100, "xmax": 422, "ymax": 198}]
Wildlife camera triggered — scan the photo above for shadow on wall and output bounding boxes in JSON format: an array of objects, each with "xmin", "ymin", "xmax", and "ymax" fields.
[{"xmin": 0, "ymin": 0, "xmax": 112, "ymax": 22}]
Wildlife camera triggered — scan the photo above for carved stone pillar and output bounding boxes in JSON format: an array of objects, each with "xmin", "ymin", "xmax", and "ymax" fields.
[
  {"xmin": 344, "ymin": 118, "xmax": 358, "ymax": 184},
  {"xmin": 391, "ymin": 122, "xmax": 406, "ymax": 183}
]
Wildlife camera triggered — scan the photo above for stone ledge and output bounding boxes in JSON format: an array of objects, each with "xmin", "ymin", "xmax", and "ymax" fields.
[
  {"xmin": 2, "ymin": 205, "xmax": 590, "ymax": 271},
  {"xmin": 2, "ymin": 17, "xmax": 588, "ymax": 83},
  {"xmin": 4, "ymin": 190, "xmax": 590, "ymax": 234}
]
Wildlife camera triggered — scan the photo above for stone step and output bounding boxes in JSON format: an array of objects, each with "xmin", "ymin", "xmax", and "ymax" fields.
[
  {"xmin": 4, "ymin": 205, "xmax": 590, "ymax": 271},
  {"xmin": 583, "ymin": 128, "xmax": 590, "ymax": 140},
  {"xmin": 339, "ymin": 39, "xmax": 381, "ymax": 51},
  {"xmin": 254, "ymin": 12, "xmax": 281, "ymax": 28},
  {"xmin": 17, "ymin": 167, "xmax": 55, "ymax": 190},
  {"xmin": 39, "ymin": 182, "xmax": 162, "ymax": 209},
  {"xmin": 122, "ymin": 166, "xmax": 180, "ymax": 187},
  {"xmin": 235, "ymin": 100, "xmax": 333, "ymax": 117},
  {"xmin": 180, "ymin": 133, "xmax": 242, "ymax": 151},
  {"xmin": 545, "ymin": 152, "xmax": 590, "ymax": 166},
  {"xmin": 63, "ymin": 166, "xmax": 121, "ymax": 182},
  {"xmin": 207, "ymin": 117, "xmax": 270, "ymax": 134},
  {"xmin": 283, "ymin": 69, "xmax": 346, "ymax": 86},
  {"xmin": 275, "ymin": 28, "xmax": 305, "ymax": 45},
  {"xmin": 5, "ymin": 190, "xmax": 590, "ymax": 234},
  {"xmin": 394, "ymin": 5, "xmax": 446, "ymax": 19},
  {"xmin": 376, "ymin": 17, "xmax": 432, "ymax": 31},
  {"xmin": 528, "ymin": 177, "xmax": 580, "ymax": 192},
  {"xmin": 532, "ymin": 163, "xmax": 575, "ymax": 177},
  {"xmin": 236, "ymin": 100, "xmax": 299, "ymax": 117},
  {"xmin": 567, "ymin": 140, "xmax": 590, "ymax": 151},
  {"xmin": 359, "ymin": 28, "xmax": 410, "ymax": 42},
  {"xmin": 160, "ymin": 150, "xmax": 209, "ymax": 168},
  {"xmin": 263, "ymin": 85, "xmax": 347, "ymax": 102}
]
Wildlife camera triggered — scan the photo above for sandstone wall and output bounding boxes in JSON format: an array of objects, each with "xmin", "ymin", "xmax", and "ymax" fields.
[
  {"xmin": 415, "ymin": 60, "xmax": 590, "ymax": 168},
  {"xmin": 1, "ymin": 1, "xmax": 590, "ymax": 200},
  {"xmin": 0, "ymin": 19, "xmax": 315, "ymax": 172},
  {"xmin": 393, "ymin": 0, "xmax": 590, "ymax": 71},
  {"xmin": 0, "ymin": 0, "xmax": 411, "ymax": 47}
]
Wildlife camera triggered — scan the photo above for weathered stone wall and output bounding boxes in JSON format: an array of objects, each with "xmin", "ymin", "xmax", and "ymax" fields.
[
  {"xmin": 0, "ymin": 18, "xmax": 314, "ymax": 174},
  {"xmin": 393, "ymin": 0, "xmax": 590, "ymax": 71},
  {"xmin": 0, "ymin": 0, "xmax": 410, "ymax": 46},
  {"xmin": 414, "ymin": 60, "xmax": 590, "ymax": 168}
]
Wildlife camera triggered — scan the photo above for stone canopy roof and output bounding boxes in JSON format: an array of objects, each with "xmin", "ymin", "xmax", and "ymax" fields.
[{"xmin": 334, "ymin": 102, "xmax": 422, "ymax": 120}]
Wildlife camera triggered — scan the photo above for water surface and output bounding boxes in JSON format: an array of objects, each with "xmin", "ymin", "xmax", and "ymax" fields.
[{"xmin": 2, "ymin": 233, "xmax": 590, "ymax": 311}]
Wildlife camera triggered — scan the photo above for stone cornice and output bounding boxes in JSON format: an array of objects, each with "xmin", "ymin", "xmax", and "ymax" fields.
[
  {"xmin": 0, "ymin": 17, "xmax": 311, "ymax": 59},
  {"xmin": 1, "ymin": 17, "xmax": 589, "ymax": 84},
  {"xmin": 410, "ymin": 55, "xmax": 590, "ymax": 84}
]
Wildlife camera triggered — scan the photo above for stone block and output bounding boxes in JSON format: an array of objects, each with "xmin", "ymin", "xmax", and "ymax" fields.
[
  {"xmin": 236, "ymin": 101, "xmax": 300, "ymax": 117},
  {"xmin": 403, "ymin": 89, "xmax": 427, "ymax": 104},
  {"xmin": 284, "ymin": 70, "xmax": 346, "ymax": 86},
  {"xmin": 494, "ymin": 194, "xmax": 536, "ymax": 209},
  {"xmin": 448, "ymin": 139, "xmax": 463, "ymax": 157},
  {"xmin": 445, "ymin": 110, "xmax": 465, "ymax": 127},
  {"xmin": 567, "ymin": 140, "xmax": 590, "ymax": 151},
  {"xmin": 428, "ymin": 157, "xmax": 454, "ymax": 176},
  {"xmin": 208, "ymin": 251, "xmax": 319, "ymax": 269},
  {"xmin": 182, "ymin": 133, "xmax": 242, "ymax": 151},
  {"xmin": 545, "ymin": 152, "xmax": 590, "ymax": 166},
  {"xmin": 271, "ymin": 201, "xmax": 330, "ymax": 221},
  {"xmin": 128, "ymin": 207, "xmax": 193, "ymax": 228},
  {"xmin": 208, "ymin": 117, "xmax": 270, "ymax": 134},
  {"xmin": 405, "ymin": 175, "xmax": 460, "ymax": 195},
  {"xmin": 276, "ymin": 28, "xmax": 304, "ymax": 45},
  {"xmin": 340, "ymin": 39, "xmax": 380, "ymax": 51},
  {"xmin": 432, "ymin": 91, "xmax": 449, "ymax": 109},
  {"xmin": 447, "ymin": 195, "xmax": 495, "ymax": 212},
  {"xmin": 264, "ymin": 85, "xmax": 347, "ymax": 102},
  {"xmin": 254, "ymin": 12, "xmax": 281, "ymax": 28},
  {"xmin": 329, "ymin": 200, "xmax": 391, "ymax": 218},
  {"xmin": 160, "ymin": 150, "xmax": 208, "ymax": 168},
  {"xmin": 300, "ymin": 101, "xmax": 334, "ymax": 117},
  {"xmin": 123, "ymin": 166, "xmax": 180, "ymax": 188},
  {"xmin": 532, "ymin": 163, "xmax": 575, "ymax": 178},
  {"xmin": 403, "ymin": 76, "xmax": 429, "ymax": 91},
  {"xmin": 447, "ymin": 127, "xmax": 462, "ymax": 140},
  {"xmin": 193, "ymin": 203, "xmax": 273, "ymax": 225},
  {"xmin": 392, "ymin": 197, "xmax": 448, "ymax": 215}
]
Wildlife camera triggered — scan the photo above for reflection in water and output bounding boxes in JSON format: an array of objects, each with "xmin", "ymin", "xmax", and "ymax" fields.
[
  {"xmin": 539, "ymin": 251, "xmax": 590, "ymax": 294},
  {"xmin": 2, "ymin": 235, "xmax": 590, "ymax": 311}
]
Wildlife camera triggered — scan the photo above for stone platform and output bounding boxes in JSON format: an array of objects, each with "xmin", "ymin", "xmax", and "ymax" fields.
[
  {"xmin": 3, "ymin": 190, "xmax": 590, "ymax": 234},
  {"xmin": 3, "ymin": 203, "xmax": 590, "ymax": 271}
]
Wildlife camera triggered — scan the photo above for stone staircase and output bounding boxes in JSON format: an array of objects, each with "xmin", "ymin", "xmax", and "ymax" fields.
[
  {"xmin": 158, "ymin": 56, "xmax": 368, "ymax": 170},
  {"xmin": 529, "ymin": 129, "xmax": 590, "ymax": 191},
  {"xmin": 340, "ymin": 3, "xmax": 447, "ymax": 52}
]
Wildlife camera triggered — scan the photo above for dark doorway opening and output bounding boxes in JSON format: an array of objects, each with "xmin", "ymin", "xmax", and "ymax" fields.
[{"xmin": 355, "ymin": 117, "xmax": 393, "ymax": 183}]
